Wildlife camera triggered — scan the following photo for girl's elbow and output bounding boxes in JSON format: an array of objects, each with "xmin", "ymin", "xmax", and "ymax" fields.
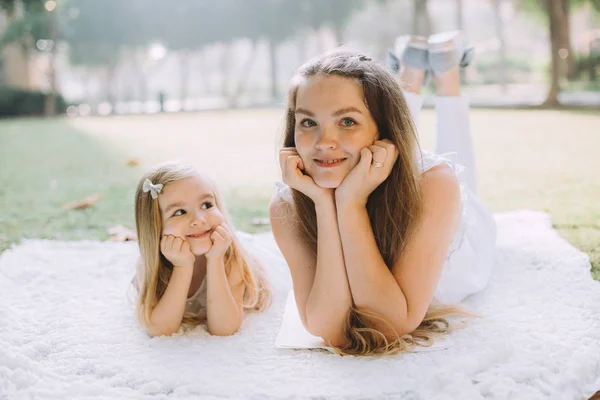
[
  {"xmin": 146, "ymin": 324, "xmax": 179, "ymax": 338},
  {"xmin": 208, "ymin": 315, "xmax": 243, "ymax": 336},
  {"xmin": 144, "ymin": 317, "xmax": 181, "ymax": 337},
  {"xmin": 208, "ymin": 323, "xmax": 241, "ymax": 337}
]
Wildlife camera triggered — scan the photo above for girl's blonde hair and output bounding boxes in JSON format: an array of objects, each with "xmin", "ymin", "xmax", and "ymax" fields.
[
  {"xmin": 133, "ymin": 161, "xmax": 271, "ymax": 327},
  {"xmin": 284, "ymin": 50, "xmax": 468, "ymax": 355}
]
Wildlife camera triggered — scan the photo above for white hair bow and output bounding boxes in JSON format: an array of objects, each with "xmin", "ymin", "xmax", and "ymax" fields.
[{"xmin": 142, "ymin": 178, "xmax": 163, "ymax": 199}]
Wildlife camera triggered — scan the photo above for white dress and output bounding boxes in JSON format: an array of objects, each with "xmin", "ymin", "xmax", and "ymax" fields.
[
  {"xmin": 416, "ymin": 150, "xmax": 497, "ymax": 304},
  {"xmin": 270, "ymin": 149, "xmax": 497, "ymax": 305}
]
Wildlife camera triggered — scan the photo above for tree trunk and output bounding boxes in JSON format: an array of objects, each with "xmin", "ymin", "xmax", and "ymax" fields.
[
  {"xmin": 560, "ymin": 0, "xmax": 576, "ymax": 80},
  {"xmin": 543, "ymin": 0, "xmax": 563, "ymax": 107},
  {"xmin": 457, "ymin": 0, "xmax": 467, "ymax": 84},
  {"xmin": 196, "ymin": 48, "xmax": 211, "ymax": 95},
  {"xmin": 332, "ymin": 25, "xmax": 344, "ymax": 47},
  {"xmin": 456, "ymin": 0, "xmax": 463, "ymax": 31},
  {"xmin": 44, "ymin": 7, "xmax": 58, "ymax": 117},
  {"xmin": 220, "ymin": 43, "xmax": 231, "ymax": 100},
  {"xmin": 136, "ymin": 55, "xmax": 148, "ymax": 104},
  {"xmin": 492, "ymin": 0, "xmax": 508, "ymax": 93},
  {"xmin": 180, "ymin": 50, "xmax": 190, "ymax": 104},
  {"xmin": 268, "ymin": 39, "xmax": 278, "ymax": 102},
  {"xmin": 232, "ymin": 40, "xmax": 257, "ymax": 106},
  {"xmin": 412, "ymin": 0, "xmax": 431, "ymax": 36},
  {"xmin": 299, "ymin": 31, "xmax": 310, "ymax": 64},
  {"xmin": 105, "ymin": 63, "xmax": 116, "ymax": 107},
  {"xmin": 2, "ymin": 3, "xmax": 31, "ymax": 89}
]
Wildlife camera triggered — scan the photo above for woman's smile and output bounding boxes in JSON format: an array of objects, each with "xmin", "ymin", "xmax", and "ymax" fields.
[{"xmin": 314, "ymin": 157, "xmax": 348, "ymax": 168}]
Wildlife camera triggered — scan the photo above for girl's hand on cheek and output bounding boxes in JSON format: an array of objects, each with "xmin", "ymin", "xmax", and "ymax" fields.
[
  {"xmin": 160, "ymin": 235, "xmax": 195, "ymax": 268},
  {"xmin": 205, "ymin": 224, "xmax": 232, "ymax": 261}
]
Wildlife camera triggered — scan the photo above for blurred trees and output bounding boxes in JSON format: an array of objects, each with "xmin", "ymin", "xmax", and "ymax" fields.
[
  {"xmin": 0, "ymin": 0, "xmax": 368, "ymax": 105},
  {"xmin": 412, "ymin": 0, "xmax": 431, "ymax": 36},
  {"xmin": 1, "ymin": 0, "xmax": 598, "ymax": 109},
  {"xmin": 0, "ymin": 0, "xmax": 46, "ymax": 89},
  {"xmin": 518, "ymin": 0, "xmax": 600, "ymax": 105}
]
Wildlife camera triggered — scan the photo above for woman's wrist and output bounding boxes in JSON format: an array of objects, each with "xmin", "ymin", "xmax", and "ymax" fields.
[
  {"xmin": 335, "ymin": 194, "xmax": 367, "ymax": 210},
  {"xmin": 311, "ymin": 190, "xmax": 335, "ymax": 209}
]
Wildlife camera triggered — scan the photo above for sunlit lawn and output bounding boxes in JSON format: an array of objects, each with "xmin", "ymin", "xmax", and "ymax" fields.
[{"xmin": 1, "ymin": 107, "xmax": 598, "ymax": 280}]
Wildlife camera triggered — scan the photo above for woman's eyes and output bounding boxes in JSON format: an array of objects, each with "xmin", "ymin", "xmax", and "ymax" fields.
[
  {"xmin": 299, "ymin": 118, "xmax": 317, "ymax": 128},
  {"xmin": 340, "ymin": 117, "xmax": 356, "ymax": 127},
  {"xmin": 298, "ymin": 118, "xmax": 357, "ymax": 128}
]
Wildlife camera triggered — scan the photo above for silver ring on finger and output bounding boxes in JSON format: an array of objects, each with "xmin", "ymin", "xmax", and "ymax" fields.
[{"xmin": 372, "ymin": 160, "xmax": 384, "ymax": 168}]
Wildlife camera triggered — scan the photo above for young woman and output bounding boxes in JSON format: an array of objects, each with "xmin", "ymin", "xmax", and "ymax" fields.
[{"xmin": 270, "ymin": 31, "xmax": 496, "ymax": 355}]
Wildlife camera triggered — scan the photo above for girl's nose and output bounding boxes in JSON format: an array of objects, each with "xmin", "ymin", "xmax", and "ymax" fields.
[{"xmin": 190, "ymin": 211, "xmax": 207, "ymax": 227}]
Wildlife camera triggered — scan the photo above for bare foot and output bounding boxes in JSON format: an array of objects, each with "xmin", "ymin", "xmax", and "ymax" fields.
[
  {"xmin": 400, "ymin": 66, "xmax": 426, "ymax": 94},
  {"xmin": 433, "ymin": 65, "xmax": 460, "ymax": 97}
]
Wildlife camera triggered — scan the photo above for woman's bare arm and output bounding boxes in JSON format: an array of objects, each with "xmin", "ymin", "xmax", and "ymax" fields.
[
  {"xmin": 337, "ymin": 165, "xmax": 462, "ymax": 337},
  {"xmin": 269, "ymin": 194, "xmax": 352, "ymax": 345}
]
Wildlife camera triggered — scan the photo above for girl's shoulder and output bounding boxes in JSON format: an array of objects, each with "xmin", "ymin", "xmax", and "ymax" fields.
[{"xmin": 134, "ymin": 257, "xmax": 144, "ymax": 291}]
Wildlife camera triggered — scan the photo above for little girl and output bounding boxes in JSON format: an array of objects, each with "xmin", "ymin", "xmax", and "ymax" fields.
[{"xmin": 133, "ymin": 161, "xmax": 271, "ymax": 337}]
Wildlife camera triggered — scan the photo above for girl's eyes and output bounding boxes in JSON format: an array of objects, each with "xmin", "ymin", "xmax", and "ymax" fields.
[{"xmin": 172, "ymin": 202, "xmax": 213, "ymax": 217}]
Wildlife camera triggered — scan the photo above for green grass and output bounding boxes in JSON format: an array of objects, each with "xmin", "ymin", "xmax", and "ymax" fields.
[{"xmin": 0, "ymin": 108, "xmax": 598, "ymax": 280}]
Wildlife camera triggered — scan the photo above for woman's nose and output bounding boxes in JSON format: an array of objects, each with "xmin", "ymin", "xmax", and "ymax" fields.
[{"xmin": 315, "ymin": 125, "xmax": 338, "ymax": 150}]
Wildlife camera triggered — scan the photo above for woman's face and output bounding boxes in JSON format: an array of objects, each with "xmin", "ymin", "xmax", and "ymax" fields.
[
  {"xmin": 158, "ymin": 175, "xmax": 224, "ymax": 256},
  {"xmin": 293, "ymin": 75, "xmax": 379, "ymax": 188}
]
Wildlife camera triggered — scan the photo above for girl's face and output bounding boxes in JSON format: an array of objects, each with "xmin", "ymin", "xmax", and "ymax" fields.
[
  {"xmin": 158, "ymin": 175, "xmax": 224, "ymax": 256},
  {"xmin": 293, "ymin": 75, "xmax": 379, "ymax": 188}
]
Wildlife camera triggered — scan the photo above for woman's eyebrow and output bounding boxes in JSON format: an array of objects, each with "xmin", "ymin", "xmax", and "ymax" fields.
[
  {"xmin": 332, "ymin": 106, "xmax": 362, "ymax": 116},
  {"xmin": 295, "ymin": 106, "xmax": 363, "ymax": 117},
  {"xmin": 295, "ymin": 108, "xmax": 314, "ymax": 117}
]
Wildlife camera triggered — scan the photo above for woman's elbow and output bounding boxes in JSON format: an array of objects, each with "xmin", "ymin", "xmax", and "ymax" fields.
[{"xmin": 306, "ymin": 318, "xmax": 347, "ymax": 348}]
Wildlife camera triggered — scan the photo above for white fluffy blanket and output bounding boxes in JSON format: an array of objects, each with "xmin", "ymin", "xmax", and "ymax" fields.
[{"xmin": 0, "ymin": 211, "xmax": 598, "ymax": 399}]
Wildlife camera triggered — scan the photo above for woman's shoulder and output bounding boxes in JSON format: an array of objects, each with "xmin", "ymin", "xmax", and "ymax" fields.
[
  {"xmin": 419, "ymin": 159, "xmax": 462, "ymax": 221},
  {"xmin": 270, "ymin": 182, "xmax": 294, "ymax": 219},
  {"xmin": 269, "ymin": 183, "xmax": 303, "ymax": 238},
  {"xmin": 417, "ymin": 150, "xmax": 461, "ymax": 175}
]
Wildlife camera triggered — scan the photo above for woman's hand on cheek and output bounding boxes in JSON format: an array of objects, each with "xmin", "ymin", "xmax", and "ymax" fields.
[
  {"xmin": 335, "ymin": 140, "xmax": 398, "ymax": 207},
  {"xmin": 205, "ymin": 223, "xmax": 232, "ymax": 261},
  {"xmin": 279, "ymin": 147, "xmax": 333, "ymax": 205},
  {"xmin": 160, "ymin": 235, "xmax": 195, "ymax": 268}
]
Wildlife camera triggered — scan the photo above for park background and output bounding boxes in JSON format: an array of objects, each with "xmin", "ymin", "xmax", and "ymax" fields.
[{"xmin": 0, "ymin": 0, "xmax": 599, "ymax": 282}]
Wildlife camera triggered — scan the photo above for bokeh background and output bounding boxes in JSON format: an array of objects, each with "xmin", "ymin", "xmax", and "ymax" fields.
[{"xmin": 0, "ymin": 0, "xmax": 599, "ymax": 280}]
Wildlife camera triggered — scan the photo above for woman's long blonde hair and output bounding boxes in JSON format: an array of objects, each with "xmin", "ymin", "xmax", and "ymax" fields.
[
  {"xmin": 134, "ymin": 161, "xmax": 271, "ymax": 327},
  {"xmin": 283, "ymin": 50, "xmax": 467, "ymax": 355}
]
